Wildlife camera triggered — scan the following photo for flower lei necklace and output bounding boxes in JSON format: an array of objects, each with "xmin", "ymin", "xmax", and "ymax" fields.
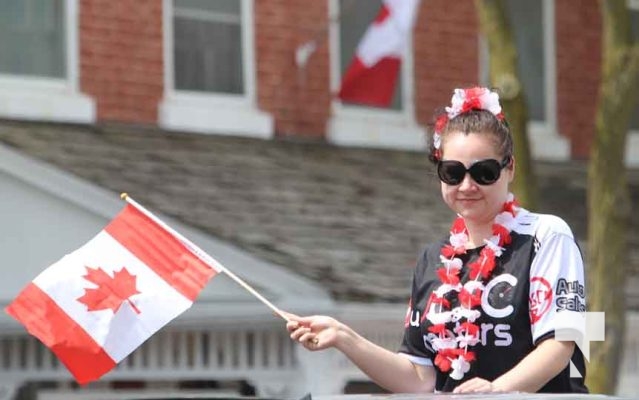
[{"xmin": 425, "ymin": 193, "xmax": 519, "ymax": 380}]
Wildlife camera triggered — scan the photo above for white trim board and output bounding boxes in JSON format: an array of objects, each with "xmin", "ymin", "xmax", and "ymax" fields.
[
  {"xmin": 0, "ymin": 0, "xmax": 95, "ymax": 124},
  {"xmin": 159, "ymin": 0, "xmax": 273, "ymax": 138}
]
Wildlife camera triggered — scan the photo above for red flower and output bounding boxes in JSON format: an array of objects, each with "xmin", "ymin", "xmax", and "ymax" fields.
[
  {"xmin": 468, "ymin": 249, "xmax": 496, "ymax": 280},
  {"xmin": 437, "ymin": 268, "xmax": 460, "ymax": 285},
  {"xmin": 492, "ymin": 223, "xmax": 512, "ymax": 246},
  {"xmin": 455, "ymin": 322, "xmax": 480, "ymax": 337},
  {"xmin": 450, "ymin": 217, "xmax": 466, "ymax": 234},
  {"xmin": 430, "ymin": 294, "xmax": 451, "ymax": 309},
  {"xmin": 434, "ymin": 148, "xmax": 442, "ymax": 161},
  {"xmin": 462, "ymin": 350, "xmax": 476, "ymax": 363},
  {"xmin": 502, "ymin": 199, "xmax": 519, "ymax": 216},
  {"xmin": 458, "ymin": 288, "xmax": 482, "ymax": 308},
  {"xmin": 441, "ymin": 243, "xmax": 466, "ymax": 258},
  {"xmin": 441, "ymin": 244, "xmax": 457, "ymax": 258},
  {"xmin": 435, "ymin": 115, "xmax": 448, "ymax": 133},
  {"xmin": 428, "ymin": 323, "xmax": 448, "ymax": 336},
  {"xmin": 434, "ymin": 348, "xmax": 461, "ymax": 372},
  {"xmin": 461, "ymin": 97, "xmax": 482, "ymax": 113},
  {"xmin": 465, "ymin": 87, "xmax": 485, "ymax": 99},
  {"xmin": 434, "ymin": 352, "xmax": 452, "ymax": 372}
]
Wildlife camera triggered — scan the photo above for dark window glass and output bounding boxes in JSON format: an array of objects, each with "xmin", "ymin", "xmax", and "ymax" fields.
[
  {"xmin": 173, "ymin": 0, "xmax": 244, "ymax": 94},
  {"xmin": 0, "ymin": 0, "xmax": 66, "ymax": 78}
]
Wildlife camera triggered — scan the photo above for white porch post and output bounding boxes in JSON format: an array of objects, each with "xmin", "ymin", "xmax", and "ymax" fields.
[
  {"xmin": 0, "ymin": 380, "xmax": 18, "ymax": 400},
  {"xmin": 294, "ymin": 346, "xmax": 347, "ymax": 396},
  {"xmin": 250, "ymin": 346, "xmax": 346, "ymax": 398}
]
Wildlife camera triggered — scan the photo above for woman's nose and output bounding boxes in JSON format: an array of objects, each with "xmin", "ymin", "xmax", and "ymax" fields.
[{"xmin": 458, "ymin": 173, "xmax": 477, "ymax": 191}]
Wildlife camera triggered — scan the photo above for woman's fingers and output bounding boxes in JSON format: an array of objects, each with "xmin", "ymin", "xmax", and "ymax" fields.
[
  {"xmin": 453, "ymin": 378, "xmax": 493, "ymax": 393},
  {"xmin": 289, "ymin": 326, "xmax": 310, "ymax": 340},
  {"xmin": 286, "ymin": 320, "xmax": 300, "ymax": 332}
]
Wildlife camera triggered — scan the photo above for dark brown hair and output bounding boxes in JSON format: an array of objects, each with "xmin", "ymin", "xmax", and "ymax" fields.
[{"xmin": 427, "ymin": 109, "xmax": 513, "ymax": 165}]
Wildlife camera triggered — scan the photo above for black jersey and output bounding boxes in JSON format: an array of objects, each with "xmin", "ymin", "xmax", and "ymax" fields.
[{"xmin": 399, "ymin": 209, "xmax": 588, "ymax": 393}]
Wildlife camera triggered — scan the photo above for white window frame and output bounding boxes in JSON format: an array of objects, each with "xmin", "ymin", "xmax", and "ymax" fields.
[
  {"xmin": 625, "ymin": 0, "xmax": 639, "ymax": 167},
  {"xmin": 326, "ymin": 0, "xmax": 425, "ymax": 151},
  {"xmin": 0, "ymin": 0, "xmax": 95, "ymax": 123},
  {"xmin": 159, "ymin": 0, "xmax": 273, "ymax": 139},
  {"xmin": 480, "ymin": 0, "xmax": 568, "ymax": 161}
]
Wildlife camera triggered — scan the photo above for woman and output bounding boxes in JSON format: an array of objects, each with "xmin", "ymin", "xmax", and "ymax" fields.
[{"xmin": 286, "ymin": 87, "xmax": 587, "ymax": 393}]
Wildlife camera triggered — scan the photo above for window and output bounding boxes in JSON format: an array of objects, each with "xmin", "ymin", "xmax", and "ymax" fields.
[
  {"xmin": 338, "ymin": 0, "xmax": 402, "ymax": 110},
  {"xmin": 173, "ymin": 0, "xmax": 244, "ymax": 95},
  {"xmin": 481, "ymin": 0, "xmax": 567, "ymax": 160},
  {"xmin": 0, "ymin": 0, "xmax": 94, "ymax": 123},
  {"xmin": 160, "ymin": 0, "xmax": 272, "ymax": 138},
  {"xmin": 503, "ymin": 1, "xmax": 545, "ymax": 121},
  {"xmin": 0, "ymin": 0, "xmax": 66, "ymax": 79},
  {"xmin": 484, "ymin": 0, "xmax": 546, "ymax": 122},
  {"xmin": 327, "ymin": 0, "xmax": 423, "ymax": 151}
]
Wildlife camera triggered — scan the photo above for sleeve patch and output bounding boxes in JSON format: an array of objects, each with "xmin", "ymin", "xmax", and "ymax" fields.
[{"xmin": 529, "ymin": 276, "xmax": 553, "ymax": 324}]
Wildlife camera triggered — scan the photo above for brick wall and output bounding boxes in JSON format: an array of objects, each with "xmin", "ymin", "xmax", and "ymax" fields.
[
  {"xmin": 414, "ymin": 0, "xmax": 480, "ymax": 128},
  {"xmin": 556, "ymin": 0, "xmax": 601, "ymax": 159},
  {"xmin": 80, "ymin": 0, "xmax": 164, "ymax": 124},
  {"xmin": 255, "ymin": 1, "xmax": 331, "ymax": 139}
]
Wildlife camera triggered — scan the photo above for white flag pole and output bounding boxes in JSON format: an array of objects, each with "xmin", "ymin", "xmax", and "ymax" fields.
[{"xmin": 120, "ymin": 193, "xmax": 290, "ymax": 322}]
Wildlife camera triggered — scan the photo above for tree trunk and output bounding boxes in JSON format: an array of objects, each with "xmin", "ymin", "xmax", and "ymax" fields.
[
  {"xmin": 587, "ymin": 0, "xmax": 639, "ymax": 393},
  {"xmin": 474, "ymin": 0, "xmax": 538, "ymax": 209}
]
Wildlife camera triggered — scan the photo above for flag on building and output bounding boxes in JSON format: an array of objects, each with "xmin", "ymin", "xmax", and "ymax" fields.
[
  {"xmin": 338, "ymin": 0, "xmax": 420, "ymax": 107},
  {"xmin": 5, "ymin": 202, "xmax": 219, "ymax": 384}
]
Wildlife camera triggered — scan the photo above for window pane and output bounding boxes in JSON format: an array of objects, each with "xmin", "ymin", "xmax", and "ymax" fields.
[
  {"xmin": 630, "ymin": 10, "xmax": 639, "ymax": 129},
  {"xmin": 175, "ymin": 0, "xmax": 240, "ymax": 15},
  {"xmin": 173, "ymin": 0, "xmax": 244, "ymax": 94},
  {"xmin": 502, "ymin": 0, "xmax": 545, "ymax": 121},
  {"xmin": 0, "ymin": 0, "xmax": 66, "ymax": 78},
  {"xmin": 339, "ymin": 0, "xmax": 403, "ymax": 110}
]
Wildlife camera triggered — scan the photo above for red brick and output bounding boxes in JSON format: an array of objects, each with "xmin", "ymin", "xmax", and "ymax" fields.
[
  {"xmin": 556, "ymin": 0, "xmax": 601, "ymax": 159},
  {"xmin": 79, "ymin": 0, "xmax": 163, "ymax": 124}
]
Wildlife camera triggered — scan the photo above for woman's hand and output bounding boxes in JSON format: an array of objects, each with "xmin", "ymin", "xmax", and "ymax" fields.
[
  {"xmin": 286, "ymin": 314, "xmax": 342, "ymax": 351},
  {"xmin": 453, "ymin": 377, "xmax": 502, "ymax": 394}
]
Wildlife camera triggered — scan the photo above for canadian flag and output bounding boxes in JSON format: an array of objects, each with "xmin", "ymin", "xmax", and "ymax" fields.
[
  {"xmin": 338, "ymin": 0, "xmax": 420, "ymax": 107},
  {"xmin": 5, "ymin": 203, "xmax": 219, "ymax": 384}
]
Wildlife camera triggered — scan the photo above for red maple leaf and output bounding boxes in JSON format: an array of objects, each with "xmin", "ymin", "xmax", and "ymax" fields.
[{"xmin": 77, "ymin": 266, "xmax": 141, "ymax": 314}]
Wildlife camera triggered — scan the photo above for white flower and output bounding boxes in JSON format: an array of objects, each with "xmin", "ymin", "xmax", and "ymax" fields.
[
  {"xmin": 434, "ymin": 283, "xmax": 462, "ymax": 297},
  {"xmin": 450, "ymin": 306, "xmax": 481, "ymax": 322},
  {"xmin": 445, "ymin": 89, "xmax": 467, "ymax": 119},
  {"xmin": 494, "ymin": 211, "xmax": 516, "ymax": 231},
  {"xmin": 433, "ymin": 132, "xmax": 441, "ymax": 149},
  {"xmin": 450, "ymin": 356, "xmax": 471, "ymax": 380},
  {"xmin": 456, "ymin": 332, "xmax": 480, "ymax": 348},
  {"xmin": 450, "ymin": 307, "xmax": 464, "ymax": 322},
  {"xmin": 449, "ymin": 232, "xmax": 469, "ymax": 249},
  {"xmin": 426, "ymin": 310, "xmax": 453, "ymax": 325},
  {"xmin": 463, "ymin": 280, "xmax": 484, "ymax": 293},
  {"xmin": 481, "ymin": 90, "xmax": 502, "ymax": 115},
  {"xmin": 484, "ymin": 237, "xmax": 504, "ymax": 257},
  {"xmin": 440, "ymin": 256, "xmax": 463, "ymax": 272},
  {"xmin": 432, "ymin": 336, "xmax": 457, "ymax": 351},
  {"xmin": 463, "ymin": 309, "xmax": 481, "ymax": 322}
]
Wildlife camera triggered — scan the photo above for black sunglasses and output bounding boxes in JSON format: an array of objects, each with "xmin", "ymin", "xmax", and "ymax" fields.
[{"xmin": 437, "ymin": 156, "xmax": 511, "ymax": 185}]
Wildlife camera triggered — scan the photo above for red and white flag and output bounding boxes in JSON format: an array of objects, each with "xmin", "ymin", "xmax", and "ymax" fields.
[
  {"xmin": 338, "ymin": 0, "xmax": 420, "ymax": 107},
  {"xmin": 5, "ymin": 203, "xmax": 219, "ymax": 384}
]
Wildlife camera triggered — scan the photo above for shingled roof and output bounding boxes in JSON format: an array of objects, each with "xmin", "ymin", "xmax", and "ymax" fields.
[{"xmin": 1, "ymin": 119, "xmax": 638, "ymax": 307}]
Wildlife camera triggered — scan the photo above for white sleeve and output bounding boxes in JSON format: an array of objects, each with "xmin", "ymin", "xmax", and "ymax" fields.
[{"xmin": 529, "ymin": 228, "xmax": 586, "ymax": 344}]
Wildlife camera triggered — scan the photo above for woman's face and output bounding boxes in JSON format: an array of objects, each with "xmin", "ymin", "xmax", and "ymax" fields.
[{"xmin": 439, "ymin": 131, "xmax": 514, "ymax": 226}]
